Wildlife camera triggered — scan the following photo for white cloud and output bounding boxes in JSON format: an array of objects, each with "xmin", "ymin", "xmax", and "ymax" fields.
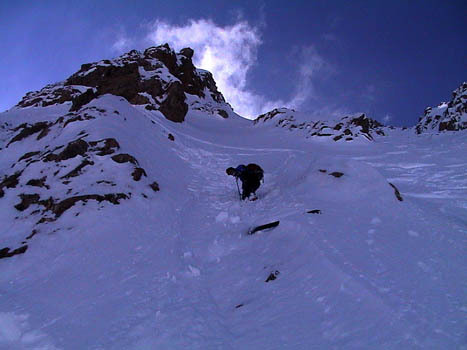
[
  {"xmin": 363, "ymin": 84, "xmax": 377, "ymax": 102},
  {"xmin": 111, "ymin": 19, "xmax": 330, "ymax": 119},
  {"xmin": 146, "ymin": 19, "xmax": 274, "ymax": 118},
  {"xmin": 383, "ymin": 114, "xmax": 393, "ymax": 124},
  {"xmin": 112, "ymin": 36, "xmax": 132, "ymax": 53},
  {"xmin": 288, "ymin": 46, "xmax": 326, "ymax": 108},
  {"xmin": 146, "ymin": 19, "xmax": 332, "ymax": 119},
  {"xmin": 110, "ymin": 25, "xmax": 135, "ymax": 53}
]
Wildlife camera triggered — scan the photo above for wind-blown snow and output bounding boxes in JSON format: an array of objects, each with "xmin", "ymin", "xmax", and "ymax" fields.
[{"xmin": 0, "ymin": 96, "xmax": 465, "ymax": 349}]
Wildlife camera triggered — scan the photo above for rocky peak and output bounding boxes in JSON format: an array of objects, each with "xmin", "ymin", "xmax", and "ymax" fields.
[
  {"xmin": 254, "ymin": 109, "xmax": 386, "ymax": 142},
  {"xmin": 254, "ymin": 108, "xmax": 296, "ymax": 124},
  {"xmin": 415, "ymin": 82, "xmax": 467, "ymax": 134},
  {"xmin": 16, "ymin": 44, "xmax": 232, "ymax": 122}
]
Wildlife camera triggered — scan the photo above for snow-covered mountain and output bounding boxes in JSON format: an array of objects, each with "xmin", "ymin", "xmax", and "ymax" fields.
[
  {"xmin": 415, "ymin": 82, "xmax": 467, "ymax": 134},
  {"xmin": 254, "ymin": 108, "xmax": 387, "ymax": 141},
  {"xmin": 16, "ymin": 44, "xmax": 234, "ymax": 122},
  {"xmin": 0, "ymin": 46, "xmax": 465, "ymax": 349}
]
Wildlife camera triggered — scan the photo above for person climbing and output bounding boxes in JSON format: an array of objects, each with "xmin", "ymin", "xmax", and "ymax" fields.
[{"xmin": 226, "ymin": 163, "xmax": 264, "ymax": 200}]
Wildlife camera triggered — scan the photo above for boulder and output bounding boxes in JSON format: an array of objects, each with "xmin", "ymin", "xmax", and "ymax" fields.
[{"xmin": 111, "ymin": 153, "xmax": 138, "ymax": 165}]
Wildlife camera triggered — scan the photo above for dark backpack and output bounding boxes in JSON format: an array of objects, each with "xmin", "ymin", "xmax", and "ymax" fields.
[{"xmin": 246, "ymin": 163, "xmax": 264, "ymax": 182}]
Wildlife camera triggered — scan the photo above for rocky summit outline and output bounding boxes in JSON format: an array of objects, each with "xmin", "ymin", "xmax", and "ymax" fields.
[{"xmin": 16, "ymin": 44, "xmax": 234, "ymax": 123}]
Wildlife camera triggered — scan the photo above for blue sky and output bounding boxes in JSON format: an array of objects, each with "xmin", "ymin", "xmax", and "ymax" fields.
[{"xmin": 1, "ymin": 0, "xmax": 465, "ymax": 126}]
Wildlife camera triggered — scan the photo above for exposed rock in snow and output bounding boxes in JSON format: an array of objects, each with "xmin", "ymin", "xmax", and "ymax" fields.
[
  {"xmin": 0, "ymin": 99, "xmax": 161, "ymax": 255},
  {"xmin": 0, "ymin": 245, "xmax": 28, "ymax": 259},
  {"xmin": 15, "ymin": 44, "xmax": 234, "ymax": 122},
  {"xmin": 388, "ymin": 182, "xmax": 403, "ymax": 201},
  {"xmin": 307, "ymin": 209, "xmax": 322, "ymax": 214},
  {"xmin": 0, "ymin": 46, "xmax": 465, "ymax": 350},
  {"xmin": 254, "ymin": 108, "xmax": 386, "ymax": 141},
  {"xmin": 416, "ymin": 82, "xmax": 467, "ymax": 133},
  {"xmin": 265, "ymin": 270, "xmax": 280, "ymax": 282}
]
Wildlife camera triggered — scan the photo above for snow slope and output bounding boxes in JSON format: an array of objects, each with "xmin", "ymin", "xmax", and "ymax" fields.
[{"xmin": 0, "ymin": 94, "xmax": 466, "ymax": 349}]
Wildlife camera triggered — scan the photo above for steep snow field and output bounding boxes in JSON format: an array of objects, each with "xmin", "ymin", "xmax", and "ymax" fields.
[{"xmin": 0, "ymin": 96, "xmax": 465, "ymax": 349}]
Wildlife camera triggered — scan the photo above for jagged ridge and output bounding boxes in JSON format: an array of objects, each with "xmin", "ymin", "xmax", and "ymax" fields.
[
  {"xmin": 415, "ymin": 82, "xmax": 467, "ymax": 133},
  {"xmin": 254, "ymin": 108, "xmax": 386, "ymax": 141},
  {"xmin": 16, "ymin": 44, "xmax": 233, "ymax": 122}
]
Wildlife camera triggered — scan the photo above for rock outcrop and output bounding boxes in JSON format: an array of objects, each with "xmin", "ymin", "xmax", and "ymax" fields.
[
  {"xmin": 0, "ymin": 104, "xmax": 161, "ymax": 258},
  {"xmin": 254, "ymin": 108, "xmax": 386, "ymax": 141},
  {"xmin": 16, "ymin": 44, "xmax": 233, "ymax": 122},
  {"xmin": 416, "ymin": 82, "xmax": 467, "ymax": 134}
]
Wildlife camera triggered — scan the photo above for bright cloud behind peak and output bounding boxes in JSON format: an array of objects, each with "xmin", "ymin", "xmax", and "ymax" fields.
[
  {"xmin": 135, "ymin": 19, "xmax": 324, "ymax": 119},
  {"xmin": 146, "ymin": 19, "xmax": 266, "ymax": 118}
]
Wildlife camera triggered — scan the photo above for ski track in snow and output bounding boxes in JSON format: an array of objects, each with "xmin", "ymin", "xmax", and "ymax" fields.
[{"xmin": 0, "ymin": 99, "xmax": 465, "ymax": 349}]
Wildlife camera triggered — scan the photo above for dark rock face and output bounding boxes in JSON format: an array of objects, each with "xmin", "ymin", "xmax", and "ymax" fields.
[
  {"xmin": 329, "ymin": 172, "xmax": 344, "ymax": 178},
  {"xmin": 44, "ymin": 139, "xmax": 89, "ymax": 162},
  {"xmin": 41, "ymin": 136, "xmax": 119, "ymax": 165},
  {"xmin": 132, "ymin": 167, "xmax": 147, "ymax": 181},
  {"xmin": 307, "ymin": 209, "xmax": 322, "ymax": 214},
  {"xmin": 389, "ymin": 183, "xmax": 403, "ymax": 201},
  {"xmin": 62, "ymin": 109, "xmax": 99, "ymax": 128},
  {"xmin": 18, "ymin": 151, "xmax": 41, "ymax": 162},
  {"xmin": 254, "ymin": 108, "xmax": 289, "ymax": 124},
  {"xmin": 16, "ymin": 44, "xmax": 230, "ymax": 123},
  {"xmin": 67, "ymin": 62, "xmax": 144, "ymax": 105},
  {"xmin": 248, "ymin": 221, "xmax": 280, "ymax": 235},
  {"xmin": 26, "ymin": 230, "xmax": 38, "ymax": 240},
  {"xmin": 0, "ymin": 245, "xmax": 28, "ymax": 260},
  {"xmin": 14, "ymin": 194, "xmax": 41, "ymax": 211},
  {"xmin": 416, "ymin": 82, "xmax": 467, "ymax": 134},
  {"xmin": 13, "ymin": 192, "xmax": 129, "ymax": 218},
  {"xmin": 349, "ymin": 114, "xmax": 383, "ymax": 136},
  {"xmin": 61, "ymin": 159, "xmax": 94, "ymax": 179},
  {"xmin": 265, "ymin": 270, "xmax": 280, "ymax": 282},
  {"xmin": 150, "ymin": 181, "xmax": 160, "ymax": 192},
  {"xmin": 7, "ymin": 122, "xmax": 51, "ymax": 146},
  {"xmin": 26, "ymin": 176, "xmax": 49, "ymax": 188},
  {"xmin": 16, "ymin": 85, "xmax": 83, "ymax": 108},
  {"xmin": 52, "ymin": 193, "xmax": 129, "ymax": 218},
  {"xmin": 89, "ymin": 138, "xmax": 120, "ymax": 156},
  {"xmin": 111, "ymin": 153, "xmax": 138, "ymax": 165},
  {"xmin": 145, "ymin": 44, "xmax": 177, "ymax": 72},
  {"xmin": 59, "ymin": 139, "xmax": 89, "ymax": 160},
  {"xmin": 1, "ymin": 171, "xmax": 22, "ymax": 189},
  {"xmin": 439, "ymin": 118, "xmax": 458, "ymax": 131},
  {"xmin": 0, "ymin": 171, "xmax": 23, "ymax": 197},
  {"xmin": 180, "ymin": 47, "xmax": 194, "ymax": 59},
  {"xmin": 217, "ymin": 109, "xmax": 229, "ymax": 118},
  {"xmin": 70, "ymin": 88, "xmax": 98, "ymax": 111},
  {"xmin": 159, "ymin": 82, "xmax": 188, "ymax": 123}
]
